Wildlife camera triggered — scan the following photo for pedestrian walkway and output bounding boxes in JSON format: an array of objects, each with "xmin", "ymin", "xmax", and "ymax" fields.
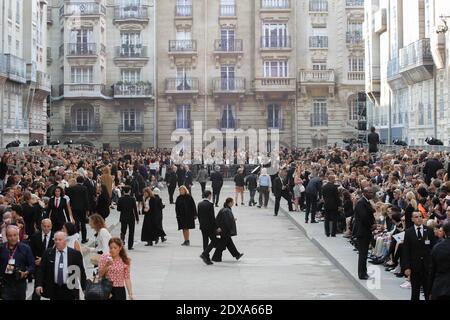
[{"xmin": 272, "ymin": 196, "xmax": 411, "ymax": 300}]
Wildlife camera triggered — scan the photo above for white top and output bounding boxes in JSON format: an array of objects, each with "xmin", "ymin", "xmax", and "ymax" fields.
[
  {"xmin": 66, "ymin": 233, "xmax": 80, "ymax": 250},
  {"xmin": 92, "ymin": 228, "xmax": 112, "ymax": 254}
]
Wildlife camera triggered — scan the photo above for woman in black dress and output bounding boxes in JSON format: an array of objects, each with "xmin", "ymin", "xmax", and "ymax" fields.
[
  {"xmin": 96, "ymin": 184, "xmax": 111, "ymax": 220},
  {"xmin": 175, "ymin": 186, "xmax": 197, "ymax": 246},
  {"xmin": 141, "ymin": 188, "xmax": 167, "ymax": 246}
]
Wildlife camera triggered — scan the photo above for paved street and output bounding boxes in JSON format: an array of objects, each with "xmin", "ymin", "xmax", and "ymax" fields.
[{"xmin": 105, "ymin": 181, "xmax": 366, "ymax": 300}]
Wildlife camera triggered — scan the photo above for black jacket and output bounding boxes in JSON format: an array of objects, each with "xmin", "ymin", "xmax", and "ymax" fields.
[
  {"xmin": 48, "ymin": 197, "xmax": 71, "ymax": 231},
  {"xmin": 83, "ymin": 178, "xmax": 97, "ymax": 212},
  {"xmin": 321, "ymin": 182, "xmax": 341, "ymax": 214},
  {"xmin": 234, "ymin": 174, "xmax": 245, "ymax": 187},
  {"xmin": 66, "ymin": 184, "xmax": 89, "ymax": 214},
  {"xmin": 305, "ymin": 177, "xmax": 322, "ymax": 196},
  {"xmin": 423, "ymin": 158, "xmax": 444, "ymax": 185},
  {"xmin": 165, "ymin": 170, "xmax": 178, "ymax": 188},
  {"xmin": 272, "ymin": 176, "xmax": 285, "ymax": 197},
  {"xmin": 216, "ymin": 207, "xmax": 237, "ymax": 237},
  {"xmin": 402, "ymin": 225, "xmax": 437, "ymax": 272},
  {"xmin": 367, "ymin": 132, "xmax": 380, "ymax": 153},
  {"xmin": 197, "ymin": 199, "xmax": 217, "ymax": 232},
  {"xmin": 210, "ymin": 171, "xmax": 223, "ymax": 190},
  {"xmin": 29, "ymin": 231, "xmax": 55, "ymax": 259},
  {"xmin": 429, "ymin": 238, "xmax": 450, "ymax": 299},
  {"xmin": 0, "ymin": 161, "xmax": 7, "ymax": 180},
  {"xmin": 36, "ymin": 247, "xmax": 87, "ymax": 300},
  {"xmin": 353, "ymin": 197, "xmax": 375, "ymax": 239},
  {"xmin": 175, "ymin": 194, "xmax": 197, "ymax": 230},
  {"xmin": 117, "ymin": 195, "xmax": 139, "ymax": 223},
  {"xmin": 245, "ymin": 174, "xmax": 258, "ymax": 190}
]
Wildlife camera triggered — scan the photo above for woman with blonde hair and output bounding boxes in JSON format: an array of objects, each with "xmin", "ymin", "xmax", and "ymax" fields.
[
  {"xmin": 87, "ymin": 214, "xmax": 112, "ymax": 266},
  {"xmin": 100, "ymin": 166, "xmax": 113, "ymax": 200},
  {"xmin": 404, "ymin": 191, "xmax": 417, "ymax": 229},
  {"xmin": 175, "ymin": 185, "xmax": 197, "ymax": 246}
]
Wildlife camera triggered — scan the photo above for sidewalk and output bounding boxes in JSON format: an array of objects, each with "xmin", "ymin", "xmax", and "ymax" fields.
[{"xmin": 270, "ymin": 196, "xmax": 411, "ymax": 300}]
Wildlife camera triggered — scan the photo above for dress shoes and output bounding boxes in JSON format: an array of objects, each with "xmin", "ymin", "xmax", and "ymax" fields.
[
  {"xmin": 359, "ymin": 275, "xmax": 370, "ymax": 280},
  {"xmin": 181, "ymin": 240, "xmax": 190, "ymax": 246},
  {"xmin": 200, "ymin": 254, "xmax": 213, "ymax": 266},
  {"xmin": 235, "ymin": 253, "xmax": 244, "ymax": 261}
]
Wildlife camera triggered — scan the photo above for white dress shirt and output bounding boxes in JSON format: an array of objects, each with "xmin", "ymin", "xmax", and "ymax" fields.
[
  {"xmin": 41, "ymin": 231, "xmax": 51, "ymax": 250},
  {"xmin": 415, "ymin": 225, "xmax": 423, "ymax": 239},
  {"xmin": 54, "ymin": 246, "xmax": 68, "ymax": 285}
]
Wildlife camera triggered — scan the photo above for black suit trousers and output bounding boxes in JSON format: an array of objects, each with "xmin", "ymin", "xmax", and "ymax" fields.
[
  {"xmin": 168, "ymin": 185, "xmax": 176, "ymax": 204},
  {"xmin": 411, "ymin": 264, "xmax": 430, "ymax": 301},
  {"xmin": 305, "ymin": 193, "xmax": 318, "ymax": 222},
  {"xmin": 201, "ymin": 230, "xmax": 218, "ymax": 257},
  {"xmin": 357, "ymin": 237, "xmax": 371, "ymax": 278},
  {"xmin": 213, "ymin": 187, "xmax": 221, "ymax": 206},
  {"xmin": 120, "ymin": 220, "xmax": 135, "ymax": 249},
  {"xmin": 200, "ymin": 182, "xmax": 206, "ymax": 195},
  {"xmin": 212, "ymin": 236, "xmax": 239, "ymax": 261},
  {"xmin": 73, "ymin": 209, "xmax": 87, "ymax": 241},
  {"xmin": 324, "ymin": 212, "xmax": 338, "ymax": 237},
  {"xmin": 274, "ymin": 191, "xmax": 293, "ymax": 216}
]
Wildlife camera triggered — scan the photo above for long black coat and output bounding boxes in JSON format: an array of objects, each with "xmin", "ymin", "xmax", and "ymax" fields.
[
  {"xmin": 353, "ymin": 197, "xmax": 375, "ymax": 239},
  {"xmin": 321, "ymin": 182, "xmax": 341, "ymax": 214},
  {"xmin": 141, "ymin": 196, "xmax": 166, "ymax": 241},
  {"xmin": 216, "ymin": 207, "xmax": 237, "ymax": 237},
  {"xmin": 429, "ymin": 238, "xmax": 450, "ymax": 299},
  {"xmin": 175, "ymin": 194, "xmax": 197, "ymax": 230},
  {"xmin": 210, "ymin": 171, "xmax": 223, "ymax": 190}
]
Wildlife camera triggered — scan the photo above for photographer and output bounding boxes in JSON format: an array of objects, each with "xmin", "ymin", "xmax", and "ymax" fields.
[{"xmin": 0, "ymin": 225, "xmax": 35, "ymax": 300}]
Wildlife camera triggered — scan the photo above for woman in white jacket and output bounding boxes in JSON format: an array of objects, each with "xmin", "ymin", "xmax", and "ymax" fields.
[{"xmin": 87, "ymin": 214, "xmax": 112, "ymax": 266}]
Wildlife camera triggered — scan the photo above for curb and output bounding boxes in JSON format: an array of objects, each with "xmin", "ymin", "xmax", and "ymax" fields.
[{"xmin": 269, "ymin": 196, "xmax": 378, "ymax": 300}]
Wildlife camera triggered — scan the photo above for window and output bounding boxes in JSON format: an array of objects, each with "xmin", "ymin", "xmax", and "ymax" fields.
[
  {"xmin": 312, "ymin": 61, "xmax": 327, "ymax": 70},
  {"xmin": 309, "ymin": 0, "xmax": 328, "ymax": 12},
  {"xmin": 263, "ymin": 60, "xmax": 288, "ymax": 77},
  {"xmin": 418, "ymin": 103, "xmax": 424, "ymax": 125},
  {"xmin": 310, "ymin": 27, "xmax": 328, "ymax": 48},
  {"xmin": 176, "ymin": 66, "xmax": 192, "ymax": 90},
  {"xmin": 220, "ymin": 0, "xmax": 236, "ymax": 16},
  {"xmin": 70, "ymin": 28, "xmax": 93, "ymax": 44},
  {"xmin": 347, "ymin": 20, "xmax": 363, "ymax": 43},
  {"xmin": 221, "ymin": 105, "xmax": 236, "ymax": 129},
  {"xmin": 120, "ymin": 32, "xmax": 142, "ymax": 56},
  {"xmin": 176, "ymin": 105, "xmax": 191, "ymax": 129},
  {"xmin": 176, "ymin": 0, "xmax": 192, "ymax": 16},
  {"xmin": 261, "ymin": 0, "xmax": 290, "ymax": 9},
  {"xmin": 262, "ymin": 23, "xmax": 288, "ymax": 48},
  {"xmin": 16, "ymin": 0, "xmax": 20, "ymax": 24},
  {"xmin": 121, "ymin": 69, "xmax": 141, "ymax": 83},
  {"xmin": 267, "ymin": 104, "xmax": 281, "ymax": 129},
  {"xmin": 71, "ymin": 67, "xmax": 93, "ymax": 83},
  {"xmin": 311, "ymin": 99, "xmax": 328, "ymax": 126},
  {"xmin": 219, "ymin": 29, "xmax": 236, "ymax": 51},
  {"xmin": 71, "ymin": 105, "xmax": 94, "ymax": 132},
  {"xmin": 220, "ymin": 65, "xmax": 235, "ymax": 90},
  {"xmin": 348, "ymin": 57, "xmax": 364, "ymax": 71},
  {"xmin": 121, "ymin": 109, "xmax": 142, "ymax": 131},
  {"xmin": 348, "ymin": 94, "xmax": 366, "ymax": 121}
]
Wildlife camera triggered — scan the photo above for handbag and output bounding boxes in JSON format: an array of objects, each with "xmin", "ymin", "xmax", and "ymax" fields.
[{"xmin": 85, "ymin": 276, "xmax": 113, "ymax": 300}]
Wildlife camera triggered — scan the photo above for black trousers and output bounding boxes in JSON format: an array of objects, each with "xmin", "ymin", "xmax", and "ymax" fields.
[
  {"xmin": 299, "ymin": 192, "xmax": 306, "ymax": 210},
  {"xmin": 200, "ymin": 182, "xmax": 206, "ymax": 195},
  {"xmin": 168, "ymin": 185, "xmax": 176, "ymax": 204},
  {"xmin": 258, "ymin": 186, "xmax": 269, "ymax": 207},
  {"xmin": 274, "ymin": 191, "xmax": 293, "ymax": 216},
  {"xmin": 110, "ymin": 287, "xmax": 127, "ymax": 300},
  {"xmin": 1, "ymin": 280, "xmax": 27, "ymax": 300},
  {"xmin": 53, "ymin": 284, "xmax": 78, "ymax": 300},
  {"xmin": 73, "ymin": 209, "xmax": 87, "ymax": 241},
  {"xmin": 212, "ymin": 187, "xmax": 221, "ymax": 206},
  {"xmin": 324, "ymin": 212, "xmax": 338, "ymax": 237},
  {"xmin": 121, "ymin": 220, "xmax": 135, "ymax": 249},
  {"xmin": 305, "ymin": 193, "xmax": 318, "ymax": 222},
  {"xmin": 212, "ymin": 236, "xmax": 240, "ymax": 261},
  {"xmin": 201, "ymin": 230, "xmax": 218, "ymax": 258},
  {"xmin": 357, "ymin": 237, "xmax": 371, "ymax": 278},
  {"xmin": 411, "ymin": 265, "xmax": 430, "ymax": 301},
  {"xmin": 248, "ymin": 189, "xmax": 257, "ymax": 205}
]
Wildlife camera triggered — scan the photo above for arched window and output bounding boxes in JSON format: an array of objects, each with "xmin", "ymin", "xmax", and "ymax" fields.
[{"xmin": 71, "ymin": 104, "xmax": 94, "ymax": 132}]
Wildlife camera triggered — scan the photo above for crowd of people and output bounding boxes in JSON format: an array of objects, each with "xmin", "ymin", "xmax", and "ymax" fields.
[{"xmin": 1, "ymin": 132, "xmax": 450, "ymax": 300}]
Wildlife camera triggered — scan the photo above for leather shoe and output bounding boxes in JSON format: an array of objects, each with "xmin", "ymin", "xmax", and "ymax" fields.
[
  {"xmin": 236, "ymin": 253, "xmax": 244, "ymax": 261},
  {"xmin": 359, "ymin": 275, "xmax": 370, "ymax": 280},
  {"xmin": 211, "ymin": 258, "xmax": 222, "ymax": 262},
  {"xmin": 200, "ymin": 254, "xmax": 213, "ymax": 265},
  {"xmin": 81, "ymin": 239, "xmax": 89, "ymax": 244}
]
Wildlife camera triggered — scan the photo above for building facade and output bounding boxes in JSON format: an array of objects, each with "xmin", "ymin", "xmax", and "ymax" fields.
[
  {"xmin": 48, "ymin": 0, "xmax": 156, "ymax": 150},
  {"xmin": 365, "ymin": 0, "xmax": 450, "ymax": 146},
  {"xmin": 156, "ymin": 0, "xmax": 366, "ymax": 150},
  {"xmin": 0, "ymin": 0, "xmax": 50, "ymax": 148}
]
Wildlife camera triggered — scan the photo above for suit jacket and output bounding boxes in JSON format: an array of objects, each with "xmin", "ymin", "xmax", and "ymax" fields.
[
  {"xmin": 402, "ymin": 225, "xmax": 437, "ymax": 272},
  {"xmin": 117, "ymin": 195, "xmax": 139, "ymax": 223},
  {"xmin": 305, "ymin": 177, "xmax": 322, "ymax": 196},
  {"xmin": 48, "ymin": 197, "xmax": 71, "ymax": 230},
  {"xmin": 210, "ymin": 171, "xmax": 223, "ymax": 190},
  {"xmin": 321, "ymin": 182, "xmax": 341, "ymax": 214},
  {"xmin": 272, "ymin": 176, "xmax": 285, "ymax": 197},
  {"xmin": 367, "ymin": 132, "xmax": 380, "ymax": 153},
  {"xmin": 83, "ymin": 178, "xmax": 97, "ymax": 212},
  {"xmin": 423, "ymin": 158, "xmax": 444, "ymax": 185},
  {"xmin": 66, "ymin": 184, "xmax": 89, "ymax": 214},
  {"xmin": 429, "ymin": 239, "xmax": 450, "ymax": 299},
  {"xmin": 354, "ymin": 197, "xmax": 375, "ymax": 239},
  {"xmin": 29, "ymin": 231, "xmax": 55, "ymax": 259},
  {"xmin": 36, "ymin": 247, "xmax": 87, "ymax": 300},
  {"xmin": 165, "ymin": 171, "xmax": 178, "ymax": 188},
  {"xmin": 197, "ymin": 200, "xmax": 217, "ymax": 232}
]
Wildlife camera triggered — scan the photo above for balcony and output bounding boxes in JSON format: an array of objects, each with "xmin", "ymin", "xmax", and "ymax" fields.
[
  {"xmin": 310, "ymin": 113, "xmax": 328, "ymax": 127},
  {"xmin": 260, "ymin": 36, "xmax": 292, "ymax": 51},
  {"xmin": 260, "ymin": 0, "xmax": 291, "ymax": 10},
  {"xmin": 63, "ymin": 84, "xmax": 107, "ymax": 99},
  {"xmin": 298, "ymin": 70, "xmax": 335, "ymax": 97},
  {"xmin": 1, "ymin": 54, "xmax": 27, "ymax": 83},
  {"xmin": 387, "ymin": 57, "xmax": 407, "ymax": 90},
  {"xmin": 60, "ymin": 3, "xmax": 106, "ymax": 17},
  {"xmin": 26, "ymin": 62, "xmax": 37, "ymax": 83},
  {"xmin": 36, "ymin": 71, "xmax": 51, "ymax": 94},
  {"xmin": 66, "ymin": 43, "xmax": 104, "ymax": 64},
  {"xmin": 253, "ymin": 77, "xmax": 296, "ymax": 93},
  {"xmin": 399, "ymin": 38, "xmax": 434, "ymax": 84},
  {"xmin": 119, "ymin": 124, "xmax": 145, "ymax": 134},
  {"xmin": 212, "ymin": 78, "xmax": 246, "ymax": 101},
  {"xmin": 213, "ymin": 39, "xmax": 243, "ymax": 66},
  {"xmin": 347, "ymin": 71, "xmax": 365, "ymax": 81},
  {"xmin": 346, "ymin": 32, "xmax": 363, "ymax": 47},
  {"xmin": 346, "ymin": 0, "xmax": 364, "ymax": 7},
  {"xmin": 165, "ymin": 78, "xmax": 199, "ymax": 94},
  {"xmin": 114, "ymin": 45, "xmax": 149, "ymax": 67},
  {"xmin": 175, "ymin": 5, "xmax": 192, "ymax": 17},
  {"xmin": 309, "ymin": 36, "xmax": 328, "ymax": 49},
  {"xmin": 220, "ymin": 5, "xmax": 236, "ymax": 17},
  {"xmin": 47, "ymin": 7, "xmax": 53, "ymax": 25},
  {"xmin": 114, "ymin": 6, "xmax": 149, "ymax": 24},
  {"xmin": 168, "ymin": 40, "xmax": 198, "ymax": 68},
  {"xmin": 64, "ymin": 124, "xmax": 102, "ymax": 135},
  {"xmin": 113, "ymin": 83, "xmax": 153, "ymax": 98}
]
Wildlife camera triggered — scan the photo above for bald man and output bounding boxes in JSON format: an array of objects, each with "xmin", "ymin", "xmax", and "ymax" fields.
[
  {"xmin": 0, "ymin": 225, "xmax": 35, "ymax": 300},
  {"xmin": 35, "ymin": 231, "xmax": 86, "ymax": 300}
]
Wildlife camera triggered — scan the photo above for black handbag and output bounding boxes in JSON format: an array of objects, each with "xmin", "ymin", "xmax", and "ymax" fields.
[{"xmin": 85, "ymin": 276, "xmax": 113, "ymax": 300}]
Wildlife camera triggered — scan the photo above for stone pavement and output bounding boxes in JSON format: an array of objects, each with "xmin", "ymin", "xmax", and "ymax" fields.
[{"xmin": 272, "ymin": 196, "xmax": 411, "ymax": 300}]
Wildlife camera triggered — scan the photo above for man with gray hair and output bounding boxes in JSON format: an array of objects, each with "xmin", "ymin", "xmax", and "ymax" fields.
[{"xmin": 35, "ymin": 231, "xmax": 86, "ymax": 300}]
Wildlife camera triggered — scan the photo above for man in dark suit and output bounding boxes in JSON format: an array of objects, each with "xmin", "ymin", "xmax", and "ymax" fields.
[
  {"xmin": 354, "ymin": 187, "xmax": 376, "ymax": 280},
  {"xmin": 403, "ymin": 212, "xmax": 437, "ymax": 300},
  {"xmin": 423, "ymin": 153, "xmax": 444, "ymax": 186},
  {"xmin": 35, "ymin": 231, "xmax": 86, "ymax": 300},
  {"xmin": 304, "ymin": 173, "xmax": 323, "ymax": 223},
  {"xmin": 66, "ymin": 176, "xmax": 89, "ymax": 243},
  {"xmin": 210, "ymin": 166, "xmax": 224, "ymax": 207},
  {"xmin": 83, "ymin": 171, "xmax": 97, "ymax": 214},
  {"xmin": 273, "ymin": 168, "xmax": 293, "ymax": 216},
  {"xmin": 48, "ymin": 187, "xmax": 71, "ymax": 232},
  {"xmin": 117, "ymin": 186, "xmax": 139, "ymax": 250},
  {"xmin": 321, "ymin": 175, "xmax": 341, "ymax": 237},
  {"xmin": 198, "ymin": 191, "xmax": 219, "ymax": 265},
  {"xmin": 367, "ymin": 126, "xmax": 380, "ymax": 162},
  {"xmin": 429, "ymin": 222, "xmax": 450, "ymax": 300},
  {"xmin": 165, "ymin": 165, "xmax": 178, "ymax": 204},
  {"xmin": 177, "ymin": 165, "xmax": 186, "ymax": 188},
  {"xmin": 30, "ymin": 219, "xmax": 54, "ymax": 300}
]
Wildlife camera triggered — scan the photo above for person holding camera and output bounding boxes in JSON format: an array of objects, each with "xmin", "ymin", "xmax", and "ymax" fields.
[{"xmin": 0, "ymin": 225, "xmax": 35, "ymax": 300}]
